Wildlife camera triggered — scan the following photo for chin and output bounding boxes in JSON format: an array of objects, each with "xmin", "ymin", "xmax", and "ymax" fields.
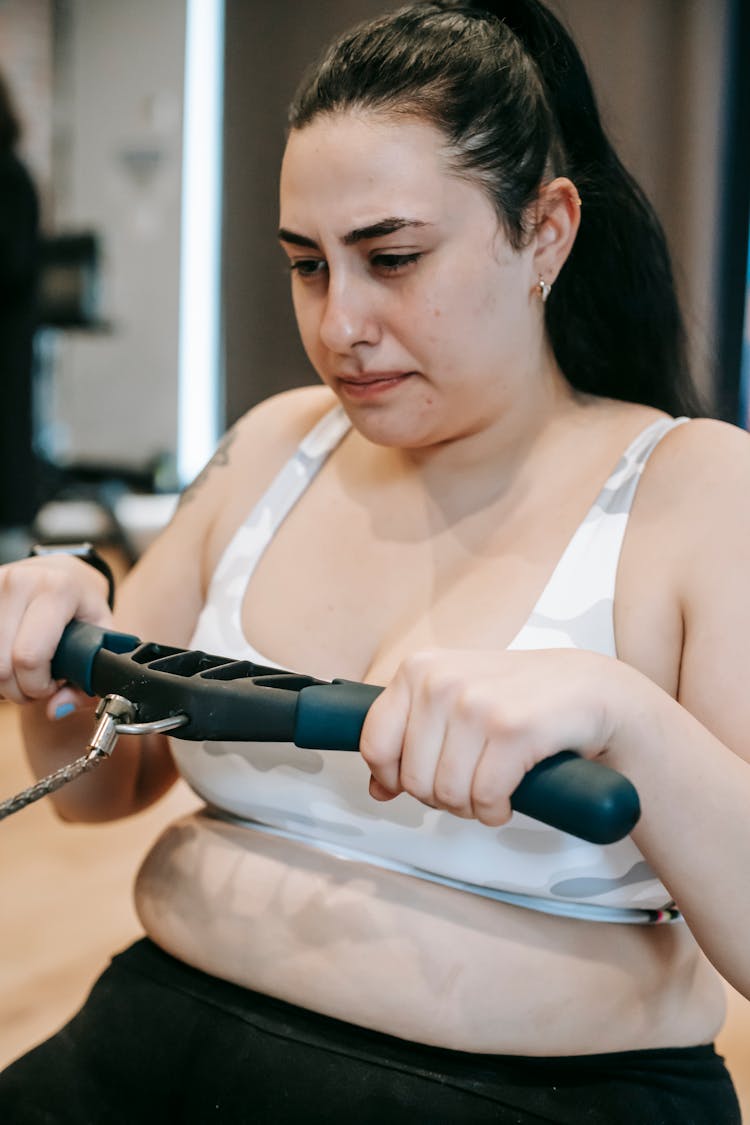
[{"xmin": 341, "ymin": 404, "xmax": 444, "ymax": 450}]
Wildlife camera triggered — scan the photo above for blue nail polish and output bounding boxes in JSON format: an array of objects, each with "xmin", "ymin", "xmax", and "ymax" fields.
[{"xmin": 55, "ymin": 702, "xmax": 75, "ymax": 720}]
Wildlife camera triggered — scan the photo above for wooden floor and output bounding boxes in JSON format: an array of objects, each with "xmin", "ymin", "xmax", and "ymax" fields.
[{"xmin": 2, "ymin": 704, "xmax": 750, "ymax": 1116}]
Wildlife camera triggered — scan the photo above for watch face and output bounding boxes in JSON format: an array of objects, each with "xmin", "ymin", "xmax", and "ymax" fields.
[{"xmin": 32, "ymin": 543, "xmax": 95, "ymax": 558}]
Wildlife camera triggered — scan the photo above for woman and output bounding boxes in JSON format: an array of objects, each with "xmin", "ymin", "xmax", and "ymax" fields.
[{"xmin": 0, "ymin": 2, "xmax": 748, "ymax": 1120}]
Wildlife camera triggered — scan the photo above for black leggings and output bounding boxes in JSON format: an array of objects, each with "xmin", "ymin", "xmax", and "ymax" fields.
[{"xmin": 0, "ymin": 939, "xmax": 741, "ymax": 1124}]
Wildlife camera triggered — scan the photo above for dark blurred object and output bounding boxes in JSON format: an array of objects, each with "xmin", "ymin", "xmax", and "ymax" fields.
[
  {"xmin": 33, "ymin": 455, "xmax": 178, "ymax": 566},
  {"xmin": 36, "ymin": 232, "xmax": 105, "ymax": 330},
  {"xmin": 0, "ymin": 67, "xmax": 40, "ymax": 558},
  {"xmin": 715, "ymin": 0, "xmax": 750, "ymax": 425}
]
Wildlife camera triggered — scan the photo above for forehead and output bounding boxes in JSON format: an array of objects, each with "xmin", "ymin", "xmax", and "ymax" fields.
[{"xmin": 280, "ymin": 111, "xmax": 489, "ymax": 232}]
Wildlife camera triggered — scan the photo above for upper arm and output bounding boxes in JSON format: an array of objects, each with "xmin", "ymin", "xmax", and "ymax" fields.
[{"xmin": 671, "ymin": 420, "xmax": 750, "ymax": 763}]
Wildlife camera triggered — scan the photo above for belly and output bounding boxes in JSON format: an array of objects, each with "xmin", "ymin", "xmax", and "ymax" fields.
[{"xmin": 134, "ymin": 810, "xmax": 725, "ymax": 1056}]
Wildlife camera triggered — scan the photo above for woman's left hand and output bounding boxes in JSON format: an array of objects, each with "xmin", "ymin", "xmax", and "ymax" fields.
[{"xmin": 359, "ymin": 648, "xmax": 628, "ymax": 824}]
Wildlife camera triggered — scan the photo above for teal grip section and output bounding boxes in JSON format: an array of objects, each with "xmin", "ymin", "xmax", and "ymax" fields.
[
  {"xmin": 51, "ymin": 622, "xmax": 141, "ymax": 695},
  {"xmin": 295, "ymin": 681, "xmax": 383, "ymax": 750},
  {"xmin": 510, "ymin": 751, "xmax": 641, "ymax": 844}
]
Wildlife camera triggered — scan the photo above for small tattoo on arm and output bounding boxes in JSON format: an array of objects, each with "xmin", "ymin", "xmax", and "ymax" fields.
[{"xmin": 177, "ymin": 426, "xmax": 238, "ymax": 508}]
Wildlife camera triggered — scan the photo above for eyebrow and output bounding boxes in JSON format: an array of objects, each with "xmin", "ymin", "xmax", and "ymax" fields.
[{"xmin": 277, "ymin": 217, "xmax": 430, "ymax": 250}]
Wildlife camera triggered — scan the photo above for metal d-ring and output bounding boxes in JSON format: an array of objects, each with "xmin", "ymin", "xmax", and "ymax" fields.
[
  {"xmin": 87, "ymin": 694, "xmax": 188, "ymax": 757},
  {"xmin": 115, "ymin": 715, "xmax": 189, "ymax": 736}
]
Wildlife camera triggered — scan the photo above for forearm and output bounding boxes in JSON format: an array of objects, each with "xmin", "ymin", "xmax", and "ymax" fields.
[
  {"xmin": 20, "ymin": 699, "xmax": 177, "ymax": 823},
  {"xmin": 605, "ymin": 664, "xmax": 750, "ymax": 996}
]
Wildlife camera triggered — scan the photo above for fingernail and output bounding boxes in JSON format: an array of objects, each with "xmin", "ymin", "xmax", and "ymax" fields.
[{"xmin": 54, "ymin": 702, "xmax": 76, "ymax": 720}]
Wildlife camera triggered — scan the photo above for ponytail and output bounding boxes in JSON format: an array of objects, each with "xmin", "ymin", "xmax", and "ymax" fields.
[{"xmin": 473, "ymin": 1, "xmax": 702, "ymax": 416}]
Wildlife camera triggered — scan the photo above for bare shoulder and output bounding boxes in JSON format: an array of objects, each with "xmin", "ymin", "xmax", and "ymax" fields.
[
  {"xmin": 228, "ymin": 384, "xmax": 338, "ymax": 465},
  {"xmin": 115, "ymin": 386, "xmax": 337, "ymax": 644},
  {"xmin": 614, "ymin": 417, "xmax": 750, "ymax": 694},
  {"xmin": 199, "ymin": 385, "xmax": 339, "ymax": 577},
  {"xmin": 633, "ymin": 416, "xmax": 750, "ymax": 519},
  {"xmin": 627, "ymin": 417, "xmax": 750, "ymax": 601},
  {"xmin": 656, "ymin": 415, "xmax": 749, "ymax": 466},
  {"xmin": 181, "ymin": 385, "xmax": 336, "ymax": 506}
]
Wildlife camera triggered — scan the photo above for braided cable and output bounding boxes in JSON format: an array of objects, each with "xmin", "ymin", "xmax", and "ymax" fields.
[{"xmin": 0, "ymin": 751, "xmax": 108, "ymax": 821}]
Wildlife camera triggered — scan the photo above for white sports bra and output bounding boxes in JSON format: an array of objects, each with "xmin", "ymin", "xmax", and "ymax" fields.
[{"xmin": 170, "ymin": 407, "xmax": 688, "ymax": 925}]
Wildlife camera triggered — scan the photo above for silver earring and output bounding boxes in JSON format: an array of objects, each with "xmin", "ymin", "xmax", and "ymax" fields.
[{"xmin": 537, "ymin": 276, "xmax": 552, "ymax": 303}]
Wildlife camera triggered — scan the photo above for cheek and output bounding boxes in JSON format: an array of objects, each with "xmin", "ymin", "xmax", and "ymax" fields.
[
  {"xmin": 292, "ymin": 292, "xmax": 324, "ymax": 358},
  {"xmin": 420, "ymin": 281, "xmax": 501, "ymax": 361},
  {"xmin": 453, "ymin": 267, "xmax": 528, "ymax": 358},
  {"xmin": 413, "ymin": 273, "xmax": 477, "ymax": 349},
  {"xmin": 427, "ymin": 261, "xmax": 502, "ymax": 330}
]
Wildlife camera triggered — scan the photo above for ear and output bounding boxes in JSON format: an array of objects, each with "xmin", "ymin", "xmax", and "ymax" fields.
[{"xmin": 530, "ymin": 177, "xmax": 582, "ymax": 283}]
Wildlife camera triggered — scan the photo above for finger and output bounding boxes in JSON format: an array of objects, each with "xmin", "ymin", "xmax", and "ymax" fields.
[
  {"xmin": 470, "ymin": 735, "xmax": 532, "ymax": 827},
  {"xmin": 0, "ymin": 614, "xmax": 27, "ymax": 703},
  {"xmin": 397, "ymin": 673, "xmax": 452, "ymax": 806},
  {"xmin": 359, "ymin": 673, "xmax": 411, "ymax": 795},
  {"xmin": 12, "ymin": 592, "xmax": 79, "ymax": 700},
  {"xmin": 432, "ymin": 707, "xmax": 486, "ymax": 817},
  {"xmin": 46, "ymin": 685, "xmax": 91, "ymax": 722},
  {"xmin": 0, "ymin": 561, "xmax": 79, "ymax": 701},
  {"xmin": 368, "ymin": 776, "xmax": 399, "ymax": 802}
]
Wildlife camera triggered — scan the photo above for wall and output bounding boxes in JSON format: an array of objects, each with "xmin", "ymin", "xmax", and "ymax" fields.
[
  {"xmin": 49, "ymin": 0, "xmax": 186, "ymax": 470},
  {"xmin": 555, "ymin": 0, "xmax": 729, "ymax": 402}
]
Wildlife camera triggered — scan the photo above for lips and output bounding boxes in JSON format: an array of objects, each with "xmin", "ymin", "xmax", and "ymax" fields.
[
  {"xmin": 335, "ymin": 371, "xmax": 415, "ymax": 401},
  {"xmin": 337, "ymin": 371, "xmax": 412, "ymax": 386}
]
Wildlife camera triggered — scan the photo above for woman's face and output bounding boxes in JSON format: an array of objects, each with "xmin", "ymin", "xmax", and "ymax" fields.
[{"xmin": 279, "ymin": 112, "xmax": 545, "ymax": 448}]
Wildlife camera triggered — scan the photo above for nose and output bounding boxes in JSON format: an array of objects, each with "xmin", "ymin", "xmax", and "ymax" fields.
[{"xmin": 319, "ymin": 274, "xmax": 381, "ymax": 354}]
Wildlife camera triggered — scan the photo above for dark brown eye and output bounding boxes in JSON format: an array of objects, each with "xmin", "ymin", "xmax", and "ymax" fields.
[
  {"xmin": 372, "ymin": 253, "xmax": 421, "ymax": 273},
  {"xmin": 290, "ymin": 258, "xmax": 327, "ymax": 278}
]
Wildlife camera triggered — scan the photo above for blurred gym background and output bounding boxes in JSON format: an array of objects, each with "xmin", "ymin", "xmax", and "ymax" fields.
[{"xmin": 0, "ymin": 0, "xmax": 749, "ymax": 1109}]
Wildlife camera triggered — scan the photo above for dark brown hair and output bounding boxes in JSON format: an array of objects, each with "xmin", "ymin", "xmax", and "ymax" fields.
[{"xmin": 289, "ymin": 0, "xmax": 702, "ymax": 416}]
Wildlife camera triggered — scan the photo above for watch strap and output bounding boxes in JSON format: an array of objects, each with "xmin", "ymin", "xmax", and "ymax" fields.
[{"xmin": 29, "ymin": 542, "xmax": 116, "ymax": 610}]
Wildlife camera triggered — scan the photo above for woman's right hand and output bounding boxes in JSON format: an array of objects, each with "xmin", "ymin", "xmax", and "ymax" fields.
[{"xmin": 0, "ymin": 555, "xmax": 113, "ymax": 717}]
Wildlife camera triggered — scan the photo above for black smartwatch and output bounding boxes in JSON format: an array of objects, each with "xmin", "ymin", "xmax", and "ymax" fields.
[{"xmin": 29, "ymin": 542, "xmax": 116, "ymax": 610}]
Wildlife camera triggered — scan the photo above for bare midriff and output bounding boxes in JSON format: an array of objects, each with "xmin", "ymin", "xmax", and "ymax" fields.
[{"xmin": 134, "ymin": 810, "xmax": 725, "ymax": 1057}]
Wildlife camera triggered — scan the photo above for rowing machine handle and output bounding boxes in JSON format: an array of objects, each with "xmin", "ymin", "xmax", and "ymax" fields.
[{"xmin": 52, "ymin": 623, "xmax": 641, "ymax": 845}]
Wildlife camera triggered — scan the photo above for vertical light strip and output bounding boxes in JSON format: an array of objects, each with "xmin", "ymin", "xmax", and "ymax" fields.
[{"xmin": 177, "ymin": 0, "xmax": 225, "ymax": 485}]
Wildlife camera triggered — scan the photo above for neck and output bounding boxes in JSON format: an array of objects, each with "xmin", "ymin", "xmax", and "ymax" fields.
[{"xmin": 400, "ymin": 360, "xmax": 586, "ymax": 517}]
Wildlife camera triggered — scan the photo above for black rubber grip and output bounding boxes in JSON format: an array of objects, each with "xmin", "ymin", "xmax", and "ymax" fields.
[{"xmin": 294, "ymin": 680, "xmax": 640, "ymax": 844}]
